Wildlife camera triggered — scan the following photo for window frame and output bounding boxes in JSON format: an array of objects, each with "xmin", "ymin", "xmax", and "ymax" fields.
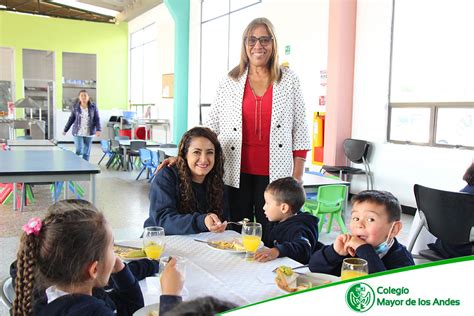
[{"xmin": 387, "ymin": 0, "xmax": 474, "ymax": 150}]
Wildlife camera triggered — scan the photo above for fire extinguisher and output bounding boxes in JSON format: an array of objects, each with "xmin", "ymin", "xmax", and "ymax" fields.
[{"xmin": 312, "ymin": 112, "xmax": 325, "ymax": 164}]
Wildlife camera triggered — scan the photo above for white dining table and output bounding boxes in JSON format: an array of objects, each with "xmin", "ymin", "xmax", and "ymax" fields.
[{"xmin": 117, "ymin": 230, "xmax": 301, "ymax": 307}]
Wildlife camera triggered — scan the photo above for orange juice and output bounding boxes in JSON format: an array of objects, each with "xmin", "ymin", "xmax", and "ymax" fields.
[
  {"xmin": 341, "ymin": 270, "xmax": 368, "ymax": 281},
  {"xmin": 242, "ymin": 235, "xmax": 261, "ymax": 252},
  {"xmin": 144, "ymin": 243, "xmax": 164, "ymax": 259}
]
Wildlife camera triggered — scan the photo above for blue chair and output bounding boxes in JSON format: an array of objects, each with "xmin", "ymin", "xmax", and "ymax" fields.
[
  {"xmin": 98, "ymin": 140, "xmax": 113, "ymax": 165},
  {"xmin": 136, "ymin": 148, "xmax": 154, "ymax": 180}
]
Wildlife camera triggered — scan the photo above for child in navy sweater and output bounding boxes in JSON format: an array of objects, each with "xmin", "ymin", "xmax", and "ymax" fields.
[
  {"xmin": 14, "ymin": 199, "xmax": 144, "ymax": 316},
  {"xmin": 254, "ymin": 177, "xmax": 321, "ymax": 264},
  {"xmin": 309, "ymin": 190, "xmax": 414, "ymax": 275}
]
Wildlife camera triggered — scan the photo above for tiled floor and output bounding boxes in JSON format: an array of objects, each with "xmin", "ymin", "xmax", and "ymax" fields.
[{"xmin": 0, "ymin": 143, "xmax": 417, "ymax": 315}]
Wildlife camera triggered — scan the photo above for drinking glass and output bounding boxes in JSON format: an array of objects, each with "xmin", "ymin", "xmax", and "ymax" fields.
[
  {"xmin": 143, "ymin": 226, "xmax": 165, "ymax": 260},
  {"xmin": 341, "ymin": 258, "xmax": 369, "ymax": 280},
  {"xmin": 241, "ymin": 222, "xmax": 262, "ymax": 261}
]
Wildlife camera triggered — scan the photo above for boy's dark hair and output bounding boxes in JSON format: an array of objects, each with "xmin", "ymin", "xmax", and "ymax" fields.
[
  {"xmin": 463, "ymin": 162, "xmax": 474, "ymax": 186},
  {"xmin": 166, "ymin": 296, "xmax": 237, "ymax": 316},
  {"xmin": 351, "ymin": 190, "xmax": 401, "ymax": 222},
  {"xmin": 265, "ymin": 177, "xmax": 306, "ymax": 213}
]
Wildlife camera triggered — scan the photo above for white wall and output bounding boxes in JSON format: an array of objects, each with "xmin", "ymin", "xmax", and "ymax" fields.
[
  {"xmin": 128, "ymin": 4, "xmax": 175, "ymax": 143},
  {"xmin": 352, "ymin": 0, "xmax": 473, "ymax": 207}
]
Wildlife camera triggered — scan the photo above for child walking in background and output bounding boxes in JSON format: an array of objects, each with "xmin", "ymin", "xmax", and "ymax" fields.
[
  {"xmin": 309, "ymin": 190, "xmax": 414, "ymax": 275},
  {"xmin": 255, "ymin": 177, "xmax": 321, "ymax": 264},
  {"xmin": 14, "ymin": 199, "xmax": 144, "ymax": 316}
]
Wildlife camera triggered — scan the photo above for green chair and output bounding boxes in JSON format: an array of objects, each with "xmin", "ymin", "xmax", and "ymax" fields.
[{"xmin": 304, "ymin": 184, "xmax": 348, "ymax": 234}]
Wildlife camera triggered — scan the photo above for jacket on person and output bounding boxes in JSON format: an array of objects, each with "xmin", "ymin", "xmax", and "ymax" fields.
[
  {"xmin": 144, "ymin": 166, "xmax": 230, "ymax": 235},
  {"xmin": 64, "ymin": 101, "xmax": 101, "ymax": 136},
  {"xmin": 263, "ymin": 211, "xmax": 322, "ymax": 264},
  {"xmin": 34, "ymin": 265, "xmax": 143, "ymax": 316},
  {"xmin": 206, "ymin": 67, "xmax": 311, "ymax": 188},
  {"xmin": 308, "ymin": 238, "xmax": 415, "ymax": 276}
]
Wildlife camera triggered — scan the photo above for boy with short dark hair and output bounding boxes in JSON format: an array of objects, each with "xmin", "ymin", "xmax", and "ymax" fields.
[
  {"xmin": 309, "ymin": 190, "xmax": 414, "ymax": 275},
  {"xmin": 255, "ymin": 177, "xmax": 321, "ymax": 264}
]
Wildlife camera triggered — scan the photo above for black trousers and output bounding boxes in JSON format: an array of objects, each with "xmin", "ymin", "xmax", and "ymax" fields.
[{"xmin": 227, "ymin": 173, "xmax": 270, "ymax": 231}]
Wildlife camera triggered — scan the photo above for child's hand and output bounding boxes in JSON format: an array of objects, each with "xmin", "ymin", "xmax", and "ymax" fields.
[
  {"xmin": 205, "ymin": 213, "xmax": 227, "ymax": 233},
  {"xmin": 112, "ymin": 256, "xmax": 125, "ymax": 274},
  {"xmin": 161, "ymin": 258, "xmax": 184, "ymax": 296},
  {"xmin": 255, "ymin": 248, "xmax": 280, "ymax": 262},
  {"xmin": 333, "ymin": 234, "xmax": 352, "ymax": 256},
  {"xmin": 345, "ymin": 236, "xmax": 367, "ymax": 257}
]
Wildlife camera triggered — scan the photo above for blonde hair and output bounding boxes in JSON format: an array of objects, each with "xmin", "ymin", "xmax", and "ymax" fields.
[{"xmin": 228, "ymin": 17, "xmax": 282, "ymax": 83}]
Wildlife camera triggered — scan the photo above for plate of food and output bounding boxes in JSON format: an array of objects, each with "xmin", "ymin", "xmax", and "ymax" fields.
[
  {"xmin": 133, "ymin": 303, "xmax": 159, "ymax": 316},
  {"xmin": 195, "ymin": 236, "xmax": 263, "ymax": 253},
  {"xmin": 114, "ymin": 245, "xmax": 147, "ymax": 261},
  {"xmin": 275, "ymin": 266, "xmax": 339, "ymax": 293}
]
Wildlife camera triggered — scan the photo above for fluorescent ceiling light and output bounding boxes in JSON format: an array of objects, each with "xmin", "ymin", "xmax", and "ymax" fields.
[{"xmin": 51, "ymin": 0, "xmax": 119, "ymax": 17}]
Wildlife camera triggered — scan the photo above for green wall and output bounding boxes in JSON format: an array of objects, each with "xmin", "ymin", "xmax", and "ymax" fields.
[{"xmin": 0, "ymin": 11, "xmax": 128, "ymax": 110}]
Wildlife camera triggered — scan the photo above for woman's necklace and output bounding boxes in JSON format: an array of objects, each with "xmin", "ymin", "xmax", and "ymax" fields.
[{"xmin": 247, "ymin": 79, "xmax": 270, "ymax": 141}]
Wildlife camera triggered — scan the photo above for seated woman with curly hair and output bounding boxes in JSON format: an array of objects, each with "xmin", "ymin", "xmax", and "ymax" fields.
[{"xmin": 143, "ymin": 126, "xmax": 229, "ymax": 235}]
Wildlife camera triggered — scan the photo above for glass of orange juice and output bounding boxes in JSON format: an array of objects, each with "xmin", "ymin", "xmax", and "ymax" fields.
[
  {"xmin": 341, "ymin": 258, "xmax": 368, "ymax": 280},
  {"xmin": 143, "ymin": 226, "xmax": 165, "ymax": 260},
  {"xmin": 242, "ymin": 222, "xmax": 262, "ymax": 261}
]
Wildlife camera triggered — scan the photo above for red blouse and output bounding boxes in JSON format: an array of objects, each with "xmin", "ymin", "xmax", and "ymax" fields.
[{"xmin": 241, "ymin": 79, "xmax": 308, "ymax": 176}]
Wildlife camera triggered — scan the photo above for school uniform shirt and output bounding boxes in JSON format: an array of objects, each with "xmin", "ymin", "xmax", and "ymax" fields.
[
  {"xmin": 308, "ymin": 238, "xmax": 415, "ymax": 276},
  {"xmin": 263, "ymin": 211, "xmax": 321, "ymax": 264},
  {"xmin": 206, "ymin": 67, "xmax": 311, "ymax": 188},
  {"xmin": 144, "ymin": 166, "xmax": 230, "ymax": 235},
  {"xmin": 34, "ymin": 265, "xmax": 143, "ymax": 316}
]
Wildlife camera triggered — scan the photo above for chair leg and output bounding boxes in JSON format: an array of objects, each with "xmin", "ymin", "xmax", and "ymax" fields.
[
  {"xmin": 98, "ymin": 153, "xmax": 107, "ymax": 165},
  {"xmin": 335, "ymin": 212, "xmax": 348, "ymax": 234},
  {"xmin": 318, "ymin": 214, "xmax": 325, "ymax": 233},
  {"xmin": 136, "ymin": 167, "xmax": 146, "ymax": 180},
  {"xmin": 327, "ymin": 214, "xmax": 335, "ymax": 233}
]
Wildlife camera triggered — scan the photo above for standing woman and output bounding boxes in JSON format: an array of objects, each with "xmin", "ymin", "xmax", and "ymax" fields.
[
  {"xmin": 63, "ymin": 90, "xmax": 101, "ymax": 161},
  {"xmin": 206, "ymin": 17, "xmax": 311, "ymax": 231}
]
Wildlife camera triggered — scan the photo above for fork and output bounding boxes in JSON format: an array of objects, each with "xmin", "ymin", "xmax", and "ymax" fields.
[
  {"xmin": 226, "ymin": 218, "xmax": 250, "ymax": 226},
  {"xmin": 272, "ymin": 265, "xmax": 309, "ymax": 273}
]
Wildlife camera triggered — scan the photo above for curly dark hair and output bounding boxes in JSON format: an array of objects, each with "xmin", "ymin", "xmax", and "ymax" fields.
[
  {"xmin": 175, "ymin": 127, "xmax": 225, "ymax": 219},
  {"xmin": 463, "ymin": 162, "xmax": 474, "ymax": 186},
  {"xmin": 13, "ymin": 200, "xmax": 108, "ymax": 316}
]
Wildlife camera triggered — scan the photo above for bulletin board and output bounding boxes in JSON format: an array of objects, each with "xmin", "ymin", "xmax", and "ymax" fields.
[{"xmin": 162, "ymin": 73, "xmax": 174, "ymax": 98}]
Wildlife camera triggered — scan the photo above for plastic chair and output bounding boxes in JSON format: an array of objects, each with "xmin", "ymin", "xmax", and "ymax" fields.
[
  {"xmin": 136, "ymin": 148, "xmax": 155, "ymax": 180},
  {"xmin": 107, "ymin": 139, "xmax": 125, "ymax": 170},
  {"xmin": 321, "ymin": 138, "xmax": 373, "ymax": 190},
  {"xmin": 408, "ymin": 184, "xmax": 474, "ymax": 261},
  {"xmin": 157, "ymin": 143, "xmax": 178, "ymax": 164},
  {"xmin": 127, "ymin": 140, "xmax": 147, "ymax": 171},
  {"xmin": 304, "ymin": 185, "xmax": 348, "ymax": 234},
  {"xmin": 98, "ymin": 140, "xmax": 113, "ymax": 165},
  {"xmin": 1, "ymin": 277, "xmax": 14, "ymax": 311}
]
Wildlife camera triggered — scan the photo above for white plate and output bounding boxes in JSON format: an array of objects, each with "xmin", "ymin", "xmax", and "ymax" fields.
[
  {"xmin": 205, "ymin": 236, "xmax": 264, "ymax": 253},
  {"xmin": 276, "ymin": 272, "xmax": 340, "ymax": 293},
  {"xmin": 133, "ymin": 303, "xmax": 160, "ymax": 316}
]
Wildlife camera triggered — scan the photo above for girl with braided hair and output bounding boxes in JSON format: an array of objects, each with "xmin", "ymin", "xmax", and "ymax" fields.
[
  {"xmin": 13, "ymin": 199, "xmax": 144, "ymax": 316},
  {"xmin": 144, "ymin": 126, "xmax": 229, "ymax": 235}
]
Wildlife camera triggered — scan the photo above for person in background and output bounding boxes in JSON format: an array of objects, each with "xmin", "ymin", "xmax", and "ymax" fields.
[
  {"xmin": 254, "ymin": 177, "xmax": 321, "ymax": 264},
  {"xmin": 144, "ymin": 127, "xmax": 229, "ymax": 235},
  {"xmin": 309, "ymin": 190, "xmax": 414, "ymax": 275},
  {"xmin": 13, "ymin": 199, "xmax": 144, "ymax": 316},
  {"xmin": 428, "ymin": 162, "xmax": 474, "ymax": 258},
  {"xmin": 63, "ymin": 90, "xmax": 101, "ymax": 161}
]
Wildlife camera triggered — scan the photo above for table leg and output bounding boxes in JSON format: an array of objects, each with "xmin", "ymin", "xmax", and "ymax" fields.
[
  {"xmin": 13, "ymin": 182, "xmax": 17, "ymax": 211},
  {"xmin": 20, "ymin": 184, "xmax": 25, "ymax": 212},
  {"xmin": 91, "ymin": 174, "xmax": 96, "ymax": 204}
]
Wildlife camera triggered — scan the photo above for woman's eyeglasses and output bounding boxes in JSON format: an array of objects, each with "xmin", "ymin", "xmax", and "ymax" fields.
[{"xmin": 245, "ymin": 36, "xmax": 273, "ymax": 47}]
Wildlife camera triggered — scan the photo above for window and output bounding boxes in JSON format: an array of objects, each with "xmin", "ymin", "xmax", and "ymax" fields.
[
  {"xmin": 388, "ymin": 0, "xmax": 474, "ymax": 148},
  {"xmin": 200, "ymin": 0, "xmax": 262, "ymax": 109},
  {"xmin": 130, "ymin": 23, "xmax": 157, "ymax": 105}
]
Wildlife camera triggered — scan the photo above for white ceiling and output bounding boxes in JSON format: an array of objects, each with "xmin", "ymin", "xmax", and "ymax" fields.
[{"xmin": 78, "ymin": 0, "xmax": 163, "ymax": 21}]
